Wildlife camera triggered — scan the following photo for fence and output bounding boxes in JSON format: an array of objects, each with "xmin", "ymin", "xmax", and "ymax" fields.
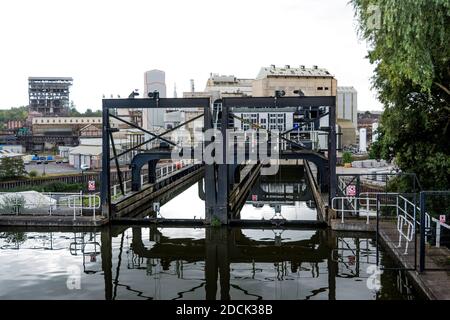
[
  {"xmin": 332, "ymin": 189, "xmax": 450, "ymax": 272},
  {"xmin": 0, "ymin": 191, "xmax": 100, "ymax": 220},
  {"xmin": 419, "ymin": 191, "xmax": 450, "ymax": 271},
  {"xmin": 110, "ymin": 159, "xmax": 198, "ymax": 199}
]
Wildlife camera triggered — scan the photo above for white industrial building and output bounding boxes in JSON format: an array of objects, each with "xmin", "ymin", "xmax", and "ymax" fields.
[
  {"xmin": 143, "ymin": 70, "xmax": 166, "ymax": 133},
  {"xmin": 205, "ymin": 74, "xmax": 253, "ymax": 97},
  {"xmin": 336, "ymin": 87, "xmax": 358, "ymax": 147},
  {"xmin": 69, "ymin": 145, "xmax": 102, "ymax": 169}
]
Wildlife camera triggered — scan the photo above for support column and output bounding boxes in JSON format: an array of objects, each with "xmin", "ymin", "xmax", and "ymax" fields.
[
  {"xmin": 205, "ymin": 227, "xmax": 230, "ymax": 300},
  {"xmin": 101, "ymin": 226, "xmax": 113, "ymax": 300},
  {"xmin": 328, "ymin": 103, "xmax": 337, "ymax": 204},
  {"xmin": 326, "ymin": 230, "xmax": 337, "ymax": 300},
  {"xmin": 101, "ymin": 105, "xmax": 111, "ymax": 219},
  {"xmin": 204, "ymin": 101, "xmax": 217, "ymax": 223},
  {"xmin": 215, "ymin": 102, "xmax": 229, "ymax": 224},
  {"xmin": 147, "ymin": 160, "xmax": 158, "ymax": 184}
]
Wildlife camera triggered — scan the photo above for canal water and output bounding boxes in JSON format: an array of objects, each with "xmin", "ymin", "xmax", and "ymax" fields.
[{"xmin": 0, "ymin": 166, "xmax": 423, "ymax": 300}]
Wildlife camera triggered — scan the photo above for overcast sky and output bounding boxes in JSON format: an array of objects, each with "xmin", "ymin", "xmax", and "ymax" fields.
[{"xmin": 0, "ymin": 0, "xmax": 382, "ymax": 112}]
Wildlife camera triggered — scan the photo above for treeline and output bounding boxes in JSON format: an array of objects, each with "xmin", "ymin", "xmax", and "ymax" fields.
[
  {"xmin": 352, "ymin": 0, "xmax": 450, "ymax": 190},
  {"xmin": 68, "ymin": 107, "xmax": 102, "ymax": 117},
  {"xmin": 0, "ymin": 106, "xmax": 28, "ymax": 129}
]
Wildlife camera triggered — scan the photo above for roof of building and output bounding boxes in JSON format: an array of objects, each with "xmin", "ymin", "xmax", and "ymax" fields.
[
  {"xmin": 69, "ymin": 145, "xmax": 102, "ymax": 156},
  {"xmin": 28, "ymin": 77, "xmax": 73, "ymax": 81},
  {"xmin": 256, "ymin": 65, "xmax": 333, "ymax": 79},
  {"xmin": 337, "ymin": 86, "xmax": 357, "ymax": 92},
  {"xmin": 80, "ymin": 124, "xmax": 101, "ymax": 132}
]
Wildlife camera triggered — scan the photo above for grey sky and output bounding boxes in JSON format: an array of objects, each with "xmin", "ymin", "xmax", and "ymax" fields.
[{"xmin": 0, "ymin": 0, "xmax": 381, "ymax": 112}]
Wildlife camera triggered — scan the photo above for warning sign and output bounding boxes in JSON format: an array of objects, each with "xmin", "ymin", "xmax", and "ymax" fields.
[
  {"xmin": 252, "ymin": 195, "xmax": 258, "ymax": 201},
  {"xmin": 346, "ymin": 185, "xmax": 356, "ymax": 197},
  {"xmin": 440, "ymin": 215, "xmax": 446, "ymax": 224},
  {"xmin": 88, "ymin": 180, "xmax": 96, "ymax": 191}
]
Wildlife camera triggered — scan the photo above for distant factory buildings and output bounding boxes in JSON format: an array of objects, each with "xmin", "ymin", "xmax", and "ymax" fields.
[{"xmin": 28, "ymin": 77, "xmax": 73, "ymax": 116}]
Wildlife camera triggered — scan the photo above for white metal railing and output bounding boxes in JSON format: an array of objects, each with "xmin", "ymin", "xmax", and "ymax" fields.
[
  {"xmin": 110, "ymin": 159, "xmax": 197, "ymax": 199},
  {"xmin": 68, "ymin": 194, "xmax": 101, "ymax": 221},
  {"xmin": 397, "ymin": 215, "xmax": 414, "ymax": 255},
  {"xmin": 0, "ymin": 192, "xmax": 100, "ymax": 220},
  {"xmin": 431, "ymin": 217, "xmax": 450, "ymax": 248},
  {"xmin": 332, "ymin": 197, "xmax": 378, "ymax": 225},
  {"xmin": 334, "ymin": 192, "xmax": 450, "ymax": 249}
]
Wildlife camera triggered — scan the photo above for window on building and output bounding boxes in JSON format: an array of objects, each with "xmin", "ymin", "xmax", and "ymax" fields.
[
  {"xmin": 260, "ymin": 118, "xmax": 267, "ymax": 124},
  {"xmin": 325, "ymin": 87, "xmax": 329, "ymax": 90},
  {"xmin": 317, "ymin": 87, "xmax": 324, "ymax": 90}
]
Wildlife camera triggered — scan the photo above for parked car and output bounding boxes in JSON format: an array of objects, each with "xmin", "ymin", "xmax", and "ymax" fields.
[
  {"xmin": 80, "ymin": 164, "xmax": 90, "ymax": 171},
  {"xmin": 62, "ymin": 158, "xmax": 69, "ymax": 163}
]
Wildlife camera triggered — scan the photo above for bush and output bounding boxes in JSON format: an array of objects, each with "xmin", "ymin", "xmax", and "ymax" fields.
[
  {"xmin": 0, "ymin": 182, "xmax": 83, "ymax": 193},
  {"xmin": 342, "ymin": 152, "xmax": 353, "ymax": 164},
  {"xmin": 28, "ymin": 170, "xmax": 39, "ymax": 178}
]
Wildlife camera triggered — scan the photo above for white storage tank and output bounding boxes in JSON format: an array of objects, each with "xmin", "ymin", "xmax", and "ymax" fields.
[{"xmin": 359, "ymin": 128, "xmax": 367, "ymax": 153}]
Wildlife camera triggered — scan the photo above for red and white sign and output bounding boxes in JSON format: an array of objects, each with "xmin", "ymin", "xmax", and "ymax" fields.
[
  {"xmin": 88, "ymin": 180, "xmax": 96, "ymax": 191},
  {"xmin": 440, "ymin": 215, "xmax": 446, "ymax": 224},
  {"xmin": 252, "ymin": 195, "xmax": 258, "ymax": 201},
  {"xmin": 346, "ymin": 185, "xmax": 356, "ymax": 197}
]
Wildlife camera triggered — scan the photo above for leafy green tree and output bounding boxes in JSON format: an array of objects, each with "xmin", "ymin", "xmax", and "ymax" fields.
[
  {"xmin": 0, "ymin": 158, "xmax": 26, "ymax": 180},
  {"xmin": 342, "ymin": 151, "xmax": 353, "ymax": 164},
  {"xmin": 351, "ymin": 0, "xmax": 450, "ymax": 190}
]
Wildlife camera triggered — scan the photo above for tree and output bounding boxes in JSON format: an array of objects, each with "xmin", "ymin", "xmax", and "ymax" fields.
[
  {"xmin": 351, "ymin": 0, "xmax": 450, "ymax": 190},
  {"xmin": 342, "ymin": 152, "xmax": 353, "ymax": 164},
  {"xmin": 0, "ymin": 106, "xmax": 28, "ymax": 129},
  {"xmin": 0, "ymin": 158, "xmax": 26, "ymax": 180}
]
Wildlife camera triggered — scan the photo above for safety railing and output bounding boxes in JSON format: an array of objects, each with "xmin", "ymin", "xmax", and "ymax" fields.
[
  {"xmin": 67, "ymin": 194, "xmax": 101, "ymax": 220},
  {"xmin": 334, "ymin": 192, "xmax": 450, "ymax": 250},
  {"xmin": 397, "ymin": 215, "xmax": 414, "ymax": 255},
  {"xmin": 431, "ymin": 217, "xmax": 450, "ymax": 248},
  {"xmin": 110, "ymin": 159, "xmax": 197, "ymax": 199},
  {"xmin": 332, "ymin": 196, "xmax": 378, "ymax": 224},
  {"xmin": 0, "ymin": 192, "xmax": 100, "ymax": 220}
]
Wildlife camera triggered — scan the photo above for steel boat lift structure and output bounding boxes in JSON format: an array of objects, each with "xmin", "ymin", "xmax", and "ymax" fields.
[{"xmin": 100, "ymin": 94, "xmax": 336, "ymax": 224}]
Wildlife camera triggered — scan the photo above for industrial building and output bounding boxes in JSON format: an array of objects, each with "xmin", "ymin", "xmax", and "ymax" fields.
[
  {"xmin": 204, "ymin": 73, "xmax": 253, "ymax": 97},
  {"xmin": 252, "ymin": 65, "xmax": 337, "ymax": 97},
  {"xmin": 28, "ymin": 77, "xmax": 73, "ymax": 116},
  {"xmin": 336, "ymin": 86, "xmax": 358, "ymax": 147}
]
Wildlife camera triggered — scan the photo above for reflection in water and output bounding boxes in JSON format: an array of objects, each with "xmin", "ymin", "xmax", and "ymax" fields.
[
  {"xmin": 0, "ymin": 227, "xmax": 421, "ymax": 300},
  {"xmin": 239, "ymin": 166, "xmax": 317, "ymax": 221},
  {"xmin": 0, "ymin": 167, "xmax": 422, "ymax": 300}
]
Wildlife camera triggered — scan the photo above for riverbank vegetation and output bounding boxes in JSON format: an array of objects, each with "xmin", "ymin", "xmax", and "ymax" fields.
[{"xmin": 352, "ymin": 0, "xmax": 450, "ymax": 190}]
